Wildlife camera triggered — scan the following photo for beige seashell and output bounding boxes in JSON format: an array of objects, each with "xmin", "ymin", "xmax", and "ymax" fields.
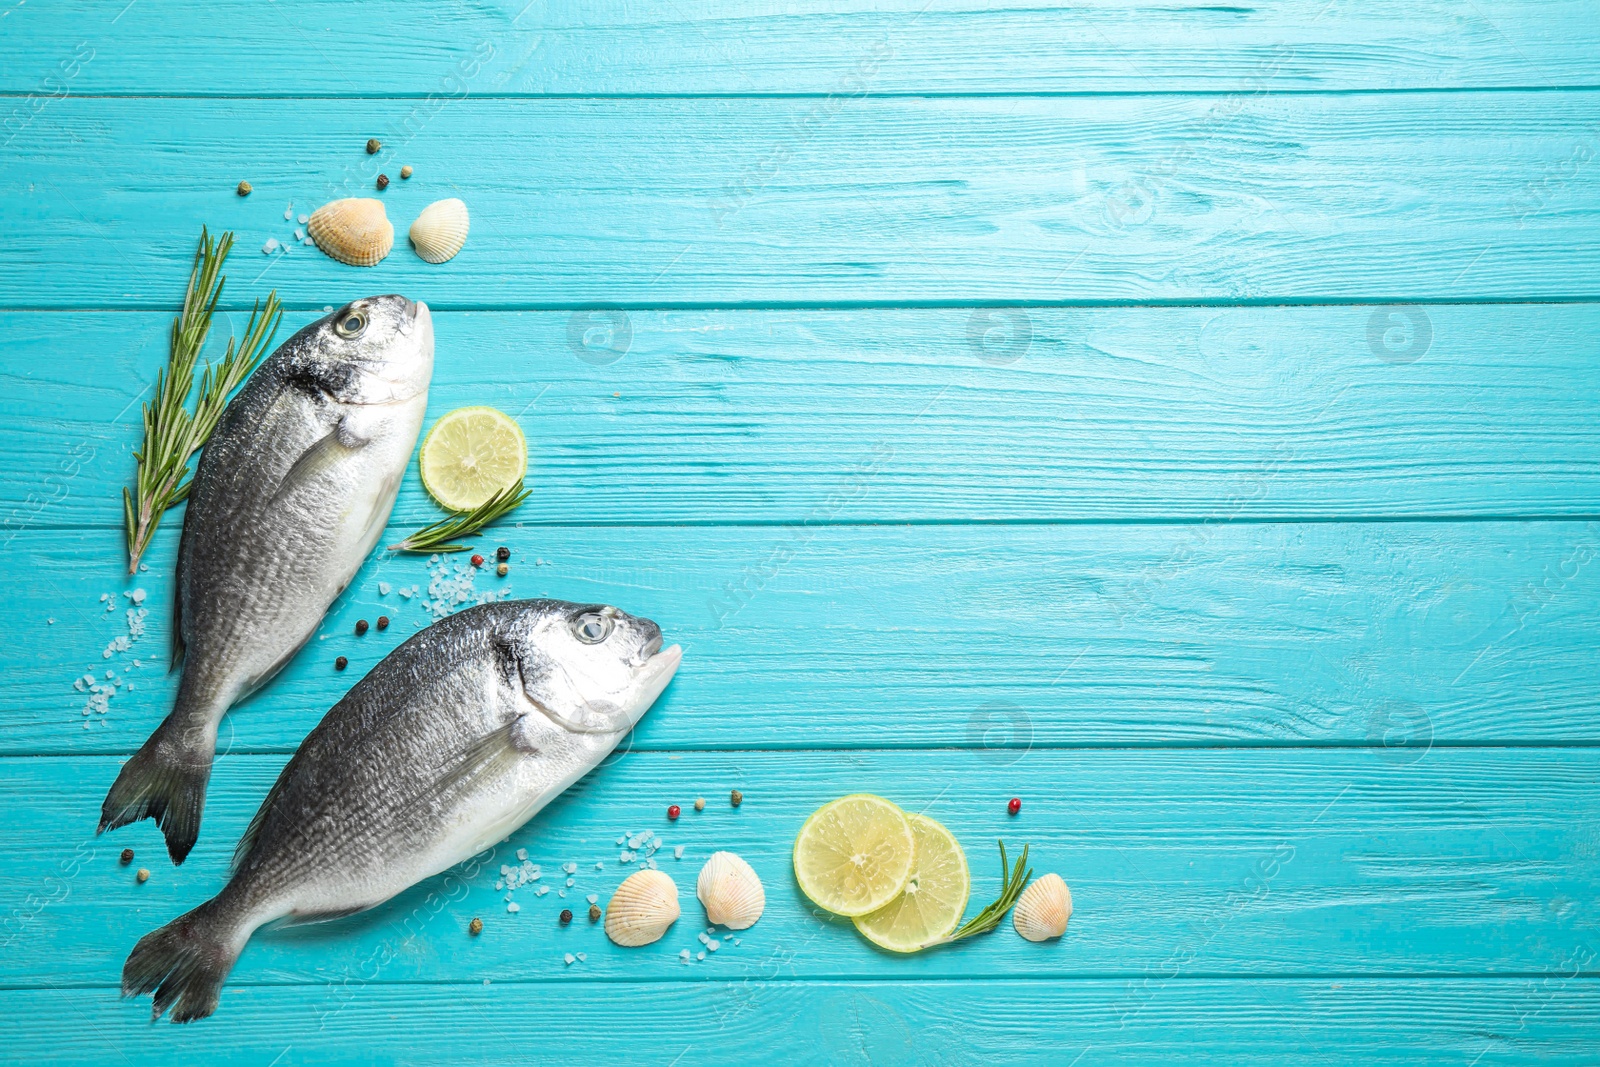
[
  {"xmin": 604, "ymin": 869, "xmax": 680, "ymax": 947},
  {"xmin": 1013, "ymin": 872, "xmax": 1071, "ymax": 942},
  {"xmin": 408, "ymin": 198, "xmax": 469, "ymax": 264},
  {"xmin": 696, "ymin": 851, "xmax": 765, "ymax": 930},
  {"xmin": 307, "ymin": 198, "xmax": 393, "ymax": 266}
]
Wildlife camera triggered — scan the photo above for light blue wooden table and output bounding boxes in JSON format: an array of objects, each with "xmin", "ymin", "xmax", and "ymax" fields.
[{"xmin": 3, "ymin": 2, "xmax": 1599, "ymax": 1062}]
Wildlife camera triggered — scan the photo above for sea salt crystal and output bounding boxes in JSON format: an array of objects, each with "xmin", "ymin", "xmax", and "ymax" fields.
[
  {"xmin": 262, "ymin": 238, "xmax": 279, "ymax": 254},
  {"xmin": 507, "ymin": 902, "xmax": 520, "ymax": 913},
  {"xmin": 679, "ymin": 949, "xmax": 691, "ymax": 963},
  {"xmin": 535, "ymin": 886, "xmax": 549, "ymax": 896},
  {"xmin": 379, "ymin": 582, "xmax": 391, "ymax": 595},
  {"xmin": 516, "ymin": 848, "xmax": 528, "ymax": 861},
  {"xmin": 594, "ymin": 862, "xmax": 604, "ymax": 870},
  {"xmin": 619, "ymin": 851, "xmax": 633, "ymax": 864},
  {"xmin": 575, "ymin": 952, "xmax": 586, "ymax": 962},
  {"xmin": 616, "ymin": 835, "xmax": 626, "ymax": 845},
  {"xmin": 126, "ymin": 589, "xmax": 146, "ymax": 605},
  {"xmin": 698, "ymin": 932, "xmax": 710, "ymax": 945},
  {"xmin": 673, "ymin": 845, "xmax": 684, "ymax": 860},
  {"xmin": 298, "ymin": 213, "xmax": 309, "ymax": 224},
  {"xmin": 697, "ymin": 951, "xmax": 705, "ymax": 961},
  {"xmin": 283, "ymin": 204, "xmax": 293, "ymax": 220},
  {"xmin": 495, "ymin": 881, "xmax": 504, "ymax": 890},
  {"xmin": 557, "ymin": 889, "xmax": 566, "ymax": 898},
  {"xmin": 563, "ymin": 953, "xmax": 575, "ymax": 965},
  {"xmin": 562, "ymin": 862, "xmax": 577, "ymax": 874},
  {"xmin": 646, "ymin": 858, "xmax": 658, "ymax": 869},
  {"xmin": 707, "ymin": 939, "xmax": 720, "ymax": 952},
  {"xmin": 586, "ymin": 894, "xmax": 598, "ymax": 905}
]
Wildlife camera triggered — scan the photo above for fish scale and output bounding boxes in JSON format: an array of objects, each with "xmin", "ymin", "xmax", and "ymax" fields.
[
  {"xmin": 98, "ymin": 296, "xmax": 435, "ymax": 865},
  {"xmin": 121, "ymin": 598, "xmax": 681, "ymax": 1023}
]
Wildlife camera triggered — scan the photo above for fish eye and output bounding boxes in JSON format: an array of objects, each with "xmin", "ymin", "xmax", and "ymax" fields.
[
  {"xmin": 572, "ymin": 611, "xmax": 613, "ymax": 644},
  {"xmin": 334, "ymin": 309, "xmax": 367, "ymax": 338}
]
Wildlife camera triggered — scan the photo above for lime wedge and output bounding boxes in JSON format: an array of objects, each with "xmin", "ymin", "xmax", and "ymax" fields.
[
  {"xmin": 418, "ymin": 406, "xmax": 527, "ymax": 511},
  {"xmin": 853, "ymin": 814, "xmax": 970, "ymax": 952},
  {"xmin": 793, "ymin": 794, "xmax": 915, "ymax": 917}
]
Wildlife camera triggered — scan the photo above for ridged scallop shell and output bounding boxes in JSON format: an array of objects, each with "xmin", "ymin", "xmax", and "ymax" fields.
[
  {"xmin": 408, "ymin": 198, "xmax": 469, "ymax": 263},
  {"xmin": 307, "ymin": 198, "xmax": 393, "ymax": 266},
  {"xmin": 1013, "ymin": 872, "xmax": 1071, "ymax": 942},
  {"xmin": 696, "ymin": 851, "xmax": 765, "ymax": 930},
  {"xmin": 604, "ymin": 869, "xmax": 680, "ymax": 947}
]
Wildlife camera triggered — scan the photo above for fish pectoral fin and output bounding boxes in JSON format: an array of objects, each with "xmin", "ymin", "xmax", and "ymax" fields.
[
  {"xmin": 403, "ymin": 720, "xmax": 533, "ymax": 819},
  {"xmin": 269, "ymin": 420, "xmax": 368, "ymax": 507}
]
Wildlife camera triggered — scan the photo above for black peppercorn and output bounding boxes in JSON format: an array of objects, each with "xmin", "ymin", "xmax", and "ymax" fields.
[
  {"xmin": 355, "ymin": 619, "xmax": 369, "ymax": 636},
  {"xmin": 335, "ymin": 656, "xmax": 348, "ymax": 671},
  {"xmin": 496, "ymin": 546, "xmax": 511, "ymax": 562},
  {"xmin": 559, "ymin": 909, "xmax": 573, "ymax": 925},
  {"xmin": 377, "ymin": 616, "xmax": 389, "ymax": 630},
  {"xmin": 376, "ymin": 174, "xmax": 389, "ymax": 190},
  {"xmin": 119, "ymin": 848, "xmax": 134, "ymax": 865}
]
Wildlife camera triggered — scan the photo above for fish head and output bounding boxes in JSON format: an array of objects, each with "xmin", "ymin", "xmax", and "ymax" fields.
[
  {"xmin": 506, "ymin": 600, "xmax": 681, "ymax": 739},
  {"xmin": 295, "ymin": 295, "xmax": 434, "ymax": 405}
]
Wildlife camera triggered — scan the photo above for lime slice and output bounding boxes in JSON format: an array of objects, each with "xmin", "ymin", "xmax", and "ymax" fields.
[
  {"xmin": 793, "ymin": 794, "xmax": 915, "ymax": 917},
  {"xmin": 853, "ymin": 814, "xmax": 970, "ymax": 952},
  {"xmin": 418, "ymin": 406, "xmax": 527, "ymax": 511}
]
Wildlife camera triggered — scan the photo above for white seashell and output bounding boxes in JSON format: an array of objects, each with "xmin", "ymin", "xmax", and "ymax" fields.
[
  {"xmin": 307, "ymin": 197, "xmax": 393, "ymax": 266},
  {"xmin": 408, "ymin": 198, "xmax": 469, "ymax": 263},
  {"xmin": 604, "ymin": 869, "xmax": 680, "ymax": 947},
  {"xmin": 696, "ymin": 851, "xmax": 765, "ymax": 930},
  {"xmin": 1013, "ymin": 872, "xmax": 1071, "ymax": 942}
]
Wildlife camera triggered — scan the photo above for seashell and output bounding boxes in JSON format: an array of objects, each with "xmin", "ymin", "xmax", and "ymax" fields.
[
  {"xmin": 604, "ymin": 869, "xmax": 680, "ymax": 947},
  {"xmin": 408, "ymin": 198, "xmax": 469, "ymax": 264},
  {"xmin": 696, "ymin": 851, "xmax": 765, "ymax": 930},
  {"xmin": 1013, "ymin": 872, "xmax": 1071, "ymax": 942},
  {"xmin": 307, "ymin": 198, "xmax": 393, "ymax": 266}
]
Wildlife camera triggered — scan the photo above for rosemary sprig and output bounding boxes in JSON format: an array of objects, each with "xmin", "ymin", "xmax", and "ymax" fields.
[
  {"xmin": 389, "ymin": 482, "xmax": 531, "ymax": 553},
  {"xmin": 933, "ymin": 841, "xmax": 1032, "ymax": 945},
  {"xmin": 122, "ymin": 227, "xmax": 282, "ymax": 572}
]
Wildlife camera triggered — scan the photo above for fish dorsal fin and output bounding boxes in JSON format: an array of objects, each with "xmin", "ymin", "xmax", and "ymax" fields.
[{"xmin": 230, "ymin": 771, "xmax": 288, "ymax": 874}]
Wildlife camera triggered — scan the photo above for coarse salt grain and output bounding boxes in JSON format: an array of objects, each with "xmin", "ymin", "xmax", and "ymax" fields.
[{"xmin": 507, "ymin": 902, "xmax": 520, "ymax": 913}]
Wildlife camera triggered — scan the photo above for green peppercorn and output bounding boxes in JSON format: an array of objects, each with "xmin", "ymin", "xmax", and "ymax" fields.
[
  {"xmin": 730, "ymin": 789, "xmax": 743, "ymax": 807},
  {"xmin": 236, "ymin": 181, "xmax": 251, "ymax": 196},
  {"xmin": 469, "ymin": 917, "xmax": 483, "ymax": 936},
  {"xmin": 366, "ymin": 138, "xmax": 381, "ymax": 154},
  {"xmin": 588, "ymin": 904, "xmax": 601, "ymax": 922}
]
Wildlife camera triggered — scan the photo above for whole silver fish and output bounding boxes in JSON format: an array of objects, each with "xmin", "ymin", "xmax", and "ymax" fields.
[
  {"xmin": 124, "ymin": 598, "xmax": 681, "ymax": 1022},
  {"xmin": 101, "ymin": 296, "xmax": 435, "ymax": 863}
]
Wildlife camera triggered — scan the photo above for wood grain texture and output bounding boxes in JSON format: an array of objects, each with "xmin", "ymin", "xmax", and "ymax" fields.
[
  {"xmin": 3, "ymin": 980, "xmax": 1599, "ymax": 1065},
  {"xmin": 4, "ymin": 1, "xmax": 1598, "ymax": 96},
  {"xmin": 4, "ymin": 95, "xmax": 1600, "ymax": 308},
  {"xmin": 5, "ymin": 305, "xmax": 1600, "ymax": 529},
  {"xmin": 8, "ymin": 519, "xmax": 1600, "ymax": 755},
  {"xmin": 3, "ymin": 750, "xmax": 1598, "ymax": 986}
]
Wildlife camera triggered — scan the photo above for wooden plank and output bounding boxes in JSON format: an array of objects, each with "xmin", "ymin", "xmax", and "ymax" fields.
[
  {"xmin": 6, "ymin": 305, "xmax": 1600, "ymax": 530},
  {"xmin": 8, "ymin": 518, "xmax": 1600, "ymax": 756},
  {"xmin": 4, "ymin": 95, "xmax": 1599, "ymax": 308},
  {"xmin": 4, "ymin": 979, "xmax": 1600, "ymax": 1065},
  {"xmin": 2, "ymin": 750, "xmax": 1597, "ymax": 985},
  {"xmin": 4, "ymin": 1, "xmax": 1597, "ymax": 97}
]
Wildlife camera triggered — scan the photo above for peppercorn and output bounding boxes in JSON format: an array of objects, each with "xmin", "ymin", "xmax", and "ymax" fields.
[
  {"xmin": 667, "ymin": 804, "xmax": 681, "ymax": 821},
  {"xmin": 471, "ymin": 554, "xmax": 485, "ymax": 567},
  {"xmin": 694, "ymin": 797, "xmax": 705, "ymax": 812},
  {"xmin": 236, "ymin": 180, "xmax": 252, "ymax": 196},
  {"xmin": 136, "ymin": 868, "xmax": 150, "ymax": 883},
  {"xmin": 588, "ymin": 904, "xmax": 601, "ymax": 922},
  {"xmin": 559, "ymin": 909, "xmax": 573, "ymax": 925},
  {"xmin": 400, "ymin": 165, "xmax": 413, "ymax": 179},
  {"xmin": 355, "ymin": 619, "xmax": 369, "ymax": 636},
  {"xmin": 376, "ymin": 174, "xmax": 389, "ymax": 190},
  {"xmin": 335, "ymin": 656, "xmax": 348, "ymax": 671},
  {"xmin": 730, "ymin": 789, "xmax": 743, "ymax": 807},
  {"xmin": 377, "ymin": 615, "xmax": 389, "ymax": 630},
  {"xmin": 496, "ymin": 546, "xmax": 511, "ymax": 562},
  {"xmin": 497, "ymin": 562, "xmax": 508, "ymax": 577},
  {"xmin": 119, "ymin": 848, "xmax": 134, "ymax": 865},
  {"xmin": 469, "ymin": 917, "xmax": 483, "ymax": 936},
  {"xmin": 1008, "ymin": 797, "xmax": 1022, "ymax": 815},
  {"xmin": 366, "ymin": 138, "xmax": 381, "ymax": 154}
]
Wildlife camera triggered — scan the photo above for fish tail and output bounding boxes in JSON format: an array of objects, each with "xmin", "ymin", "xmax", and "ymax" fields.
[
  {"xmin": 99, "ymin": 689, "xmax": 221, "ymax": 864},
  {"xmin": 123, "ymin": 894, "xmax": 245, "ymax": 1023}
]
